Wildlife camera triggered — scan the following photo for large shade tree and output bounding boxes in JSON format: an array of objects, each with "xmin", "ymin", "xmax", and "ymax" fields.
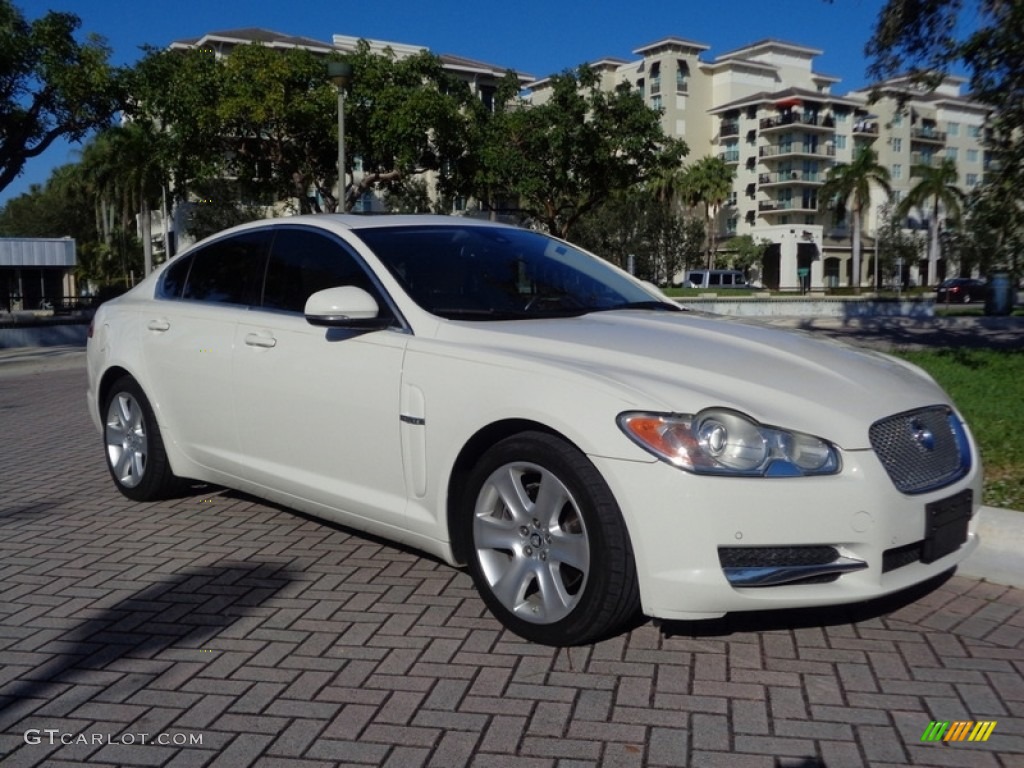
[
  {"xmin": 0, "ymin": 0, "xmax": 122, "ymax": 194},
  {"xmin": 819, "ymin": 146, "xmax": 891, "ymax": 292},
  {"xmin": 486, "ymin": 66, "xmax": 688, "ymax": 239},
  {"xmin": 342, "ymin": 41, "xmax": 479, "ymax": 212},
  {"xmin": 896, "ymin": 158, "xmax": 963, "ymax": 287},
  {"xmin": 217, "ymin": 44, "xmax": 339, "ymax": 213},
  {"xmin": 126, "ymin": 45, "xmax": 226, "ymax": 209}
]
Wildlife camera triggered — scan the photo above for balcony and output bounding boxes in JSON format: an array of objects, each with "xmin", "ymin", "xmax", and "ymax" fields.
[
  {"xmin": 852, "ymin": 122, "xmax": 879, "ymax": 137},
  {"xmin": 759, "ymin": 114, "xmax": 835, "ymax": 133},
  {"xmin": 911, "ymin": 127, "xmax": 946, "ymax": 144},
  {"xmin": 759, "ymin": 144, "xmax": 836, "ymax": 160},
  {"xmin": 720, "ymin": 120, "xmax": 740, "ymax": 138},
  {"xmin": 718, "ymin": 150, "xmax": 741, "ymax": 164},
  {"xmin": 909, "ymin": 152, "xmax": 947, "ymax": 168},
  {"xmin": 758, "ymin": 199, "xmax": 819, "ymax": 215},
  {"xmin": 757, "ymin": 170, "xmax": 824, "ymax": 185}
]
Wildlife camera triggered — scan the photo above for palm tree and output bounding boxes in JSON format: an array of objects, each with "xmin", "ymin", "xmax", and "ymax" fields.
[
  {"xmin": 680, "ymin": 156, "xmax": 735, "ymax": 270},
  {"xmin": 819, "ymin": 147, "xmax": 891, "ymax": 293},
  {"xmin": 897, "ymin": 159, "xmax": 964, "ymax": 287},
  {"xmin": 106, "ymin": 122, "xmax": 166, "ymax": 275}
]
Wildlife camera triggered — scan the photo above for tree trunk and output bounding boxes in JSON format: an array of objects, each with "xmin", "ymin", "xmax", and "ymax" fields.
[
  {"xmin": 927, "ymin": 200, "xmax": 940, "ymax": 287},
  {"xmin": 141, "ymin": 194, "xmax": 153, "ymax": 276},
  {"xmin": 852, "ymin": 208, "xmax": 862, "ymax": 294}
]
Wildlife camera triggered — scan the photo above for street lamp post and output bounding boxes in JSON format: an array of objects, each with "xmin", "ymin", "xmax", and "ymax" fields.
[{"xmin": 327, "ymin": 61, "xmax": 353, "ymax": 211}]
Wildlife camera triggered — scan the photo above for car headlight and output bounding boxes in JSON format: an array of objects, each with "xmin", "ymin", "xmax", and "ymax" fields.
[{"xmin": 617, "ymin": 409, "xmax": 840, "ymax": 477}]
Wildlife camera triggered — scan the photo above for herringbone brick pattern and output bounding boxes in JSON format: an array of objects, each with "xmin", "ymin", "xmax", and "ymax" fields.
[{"xmin": 1, "ymin": 366, "xmax": 1022, "ymax": 767}]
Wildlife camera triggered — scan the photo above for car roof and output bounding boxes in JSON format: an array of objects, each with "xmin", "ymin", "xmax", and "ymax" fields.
[{"xmin": 256, "ymin": 214, "xmax": 516, "ymax": 232}]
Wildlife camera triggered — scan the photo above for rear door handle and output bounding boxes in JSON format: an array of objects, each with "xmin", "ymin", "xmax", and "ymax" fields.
[
  {"xmin": 147, "ymin": 318, "xmax": 170, "ymax": 332},
  {"xmin": 244, "ymin": 332, "xmax": 277, "ymax": 349}
]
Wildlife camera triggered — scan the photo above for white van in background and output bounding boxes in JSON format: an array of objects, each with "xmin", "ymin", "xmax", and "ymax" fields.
[{"xmin": 684, "ymin": 269, "xmax": 749, "ymax": 289}]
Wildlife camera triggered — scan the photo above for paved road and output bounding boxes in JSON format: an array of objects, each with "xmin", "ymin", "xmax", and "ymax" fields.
[{"xmin": 1, "ymin": 365, "xmax": 1022, "ymax": 768}]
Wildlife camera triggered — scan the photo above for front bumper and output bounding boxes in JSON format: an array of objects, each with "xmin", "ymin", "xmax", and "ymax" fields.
[{"xmin": 591, "ymin": 447, "xmax": 983, "ymax": 621}]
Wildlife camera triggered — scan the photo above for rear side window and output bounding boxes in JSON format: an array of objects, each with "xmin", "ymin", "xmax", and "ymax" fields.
[
  {"xmin": 158, "ymin": 254, "xmax": 192, "ymax": 299},
  {"xmin": 262, "ymin": 228, "xmax": 376, "ymax": 313},
  {"xmin": 179, "ymin": 231, "xmax": 269, "ymax": 305}
]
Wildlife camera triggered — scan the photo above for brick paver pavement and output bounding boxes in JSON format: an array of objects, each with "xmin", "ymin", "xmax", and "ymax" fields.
[{"xmin": 1, "ymin": 364, "xmax": 1022, "ymax": 768}]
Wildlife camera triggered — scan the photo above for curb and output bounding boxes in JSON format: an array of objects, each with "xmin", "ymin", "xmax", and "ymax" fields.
[{"xmin": 958, "ymin": 506, "xmax": 1024, "ymax": 589}]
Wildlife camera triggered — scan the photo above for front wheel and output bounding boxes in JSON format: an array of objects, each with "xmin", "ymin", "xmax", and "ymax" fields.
[
  {"xmin": 103, "ymin": 376, "xmax": 181, "ymax": 501},
  {"xmin": 462, "ymin": 432, "xmax": 640, "ymax": 645}
]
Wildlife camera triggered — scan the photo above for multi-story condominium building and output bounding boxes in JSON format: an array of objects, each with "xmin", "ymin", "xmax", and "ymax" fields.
[{"xmin": 529, "ymin": 38, "xmax": 989, "ymax": 290}]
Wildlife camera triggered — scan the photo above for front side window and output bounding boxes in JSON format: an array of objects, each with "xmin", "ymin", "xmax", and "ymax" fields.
[
  {"xmin": 262, "ymin": 228, "xmax": 378, "ymax": 314},
  {"xmin": 355, "ymin": 225, "xmax": 667, "ymax": 320}
]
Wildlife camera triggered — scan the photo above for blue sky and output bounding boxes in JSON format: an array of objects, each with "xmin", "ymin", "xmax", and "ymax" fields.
[{"xmin": 6, "ymin": 0, "xmax": 895, "ymax": 205}]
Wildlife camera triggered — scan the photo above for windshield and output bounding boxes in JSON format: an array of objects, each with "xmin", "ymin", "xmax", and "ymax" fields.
[{"xmin": 353, "ymin": 224, "xmax": 675, "ymax": 320}]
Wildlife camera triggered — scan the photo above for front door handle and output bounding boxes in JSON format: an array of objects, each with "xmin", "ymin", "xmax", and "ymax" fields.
[
  {"xmin": 244, "ymin": 332, "xmax": 277, "ymax": 349},
  {"xmin": 147, "ymin": 318, "xmax": 170, "ymax": 332}
]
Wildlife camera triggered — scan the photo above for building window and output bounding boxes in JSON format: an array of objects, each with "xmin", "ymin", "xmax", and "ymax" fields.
[
  {"xmin": 946, "ymin": 147, "xmax": 959, "ymax": 161},
  {"xmin": 676, "ymin": 60, "xmax": 689, "ymax": 93},
  {"xmin": 804, "ymin": 215, "xmax": 815, "ymax": 225},
  {"xmin": 892, "ymin": 164, "xmax": 902, "ymax": 180},
  {"xmin": 835, "ymin": 135, "xmax": 847, "ymax": 150},
  {"xmin": 891, "ymin": 112, "xmax": 903, "ymax": 127},
  {"xmin": 891, "ymin": 137, "xmax": 902, "ymax": 153},
  {"xmin": 967, "ymin": 124, "xmax": 981, "ymax": 138},
  {"xmin": 650, "ymin": 61, "xmax": 661, "ymax": 95},
  {"xmin": 891, "ymin": 189, "xmax": 902, "ymax": 204},
  {"xmin": 651, "ymin": 94, "xmax": 662, "ymax": 111},
  {"xmin": 720, "ymin": 139, "xmax": 739, "ymax": 163},
  {"xmin": 834, "ymin": 109, "xmax": 848, "ymax": 123},
  {"xmin": 966, "ymin": 173, "xmax": 979, "ymax": 187},
  {"xmin": 726, "ymin": 216, "xmax": 738, "ymax": 234},
  {"xmin": 947, "ymin": 121, "xmax": 960, "ymax": 137},
  {"xmin": 967, "ymin": 149, "xmax": 979, "ymax": 163}
]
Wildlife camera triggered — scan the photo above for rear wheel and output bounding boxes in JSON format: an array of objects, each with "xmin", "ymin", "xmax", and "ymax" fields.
[
  {"xmin": 463, "ymin": 431, "xmax": 639, "ymax": 645},
  {"xmin": 103, "ymin": 376, "xmax": 181, "ymax": 501}
]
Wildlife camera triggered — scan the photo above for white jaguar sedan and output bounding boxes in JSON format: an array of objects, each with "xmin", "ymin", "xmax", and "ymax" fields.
[{"xmin": 87, "ymin": 215, "xmax": 981, "ymax": 645}]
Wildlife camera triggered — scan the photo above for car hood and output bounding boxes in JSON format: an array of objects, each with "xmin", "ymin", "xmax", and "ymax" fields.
[{"xmin": 432, "ymin": 310, "xmax": 951, "ymax": 450}]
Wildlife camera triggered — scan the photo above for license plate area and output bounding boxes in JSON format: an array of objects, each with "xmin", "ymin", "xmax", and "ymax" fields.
[{"xmin": 921, "ymin": 489, "xmax": 972, "ymax": 564}]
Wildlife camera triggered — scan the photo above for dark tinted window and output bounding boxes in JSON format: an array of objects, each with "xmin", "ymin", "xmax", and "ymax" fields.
[
  {"xmin": 181, "ymin": 231, "xmax": 269, "ymax": 305},
  {"xmin": 356, "ymin": 225, "xmax": 662, "ymax": 320},
  {"xmin": 158, "ymin": 253, "xmax": 193, "ymax": 299},
  {"xmin": 262, "ymin": 228, "xmax": 375, "ymax": 313}
]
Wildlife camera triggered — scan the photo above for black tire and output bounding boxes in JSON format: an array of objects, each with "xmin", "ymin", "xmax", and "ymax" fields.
[
  {"xmin": 102, "ymin": 375, "xmax": 181, "ymax": 501},
  {"xmin": 462, "ymin": 431, "xmax": 640, "ymax": 645}
]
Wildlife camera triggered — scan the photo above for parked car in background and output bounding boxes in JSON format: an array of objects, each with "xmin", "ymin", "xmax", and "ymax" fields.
[
  {"xmin": 684, "ymin": 269, "xmax": 750, "ymax": 289},
  {"xmin": 87, "ymin": 215, "xmax": 981, "ymax": 645},
  {"xmin": 936, "ymin": 277, "xmax": 987, "ymax": 304}
]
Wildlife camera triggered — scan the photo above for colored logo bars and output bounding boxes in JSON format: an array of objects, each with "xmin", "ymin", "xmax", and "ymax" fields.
[{"xmin": 921, "ymin": 721, "xmax": 997, "ymax": 743}]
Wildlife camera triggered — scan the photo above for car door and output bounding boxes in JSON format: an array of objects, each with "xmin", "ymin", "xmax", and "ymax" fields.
[
  {"xmin": 231, "ymin": 226, "xmax": 412, "ymax": 531},
  {"xmin": 142, "ymin": 230, "xmax": 269, "ymax": 479}
]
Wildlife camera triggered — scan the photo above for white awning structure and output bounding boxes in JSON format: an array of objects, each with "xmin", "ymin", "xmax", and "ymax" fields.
[{"xmin": 0, "ymin": 238, "xmax": 76, "ymax": 267}]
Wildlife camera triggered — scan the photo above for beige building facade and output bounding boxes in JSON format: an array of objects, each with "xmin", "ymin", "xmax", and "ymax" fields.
[{"xmin": 530, "ymin": 38, "xmax": 989, "ymax": 290}]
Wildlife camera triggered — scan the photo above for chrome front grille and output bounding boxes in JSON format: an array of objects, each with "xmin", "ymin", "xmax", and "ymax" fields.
[{"xmin": 869, "ymin": 406, "xmax": 970, "ymax": 494}]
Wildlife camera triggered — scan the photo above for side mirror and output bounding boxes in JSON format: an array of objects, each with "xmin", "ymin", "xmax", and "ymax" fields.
[{"xmin": 304, "ymin": 286, "xmax": 389, "ymax": 329}]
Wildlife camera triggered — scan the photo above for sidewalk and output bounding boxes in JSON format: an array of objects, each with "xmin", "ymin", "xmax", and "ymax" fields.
[{"xmin": 0, "ymin": 344, "xmax": 85, "ymax": 378}]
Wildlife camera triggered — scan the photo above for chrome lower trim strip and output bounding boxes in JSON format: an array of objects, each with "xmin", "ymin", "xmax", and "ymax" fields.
[{"xmin": 724, "ymin": 556, "xmax": 868, "ymax": 587}]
